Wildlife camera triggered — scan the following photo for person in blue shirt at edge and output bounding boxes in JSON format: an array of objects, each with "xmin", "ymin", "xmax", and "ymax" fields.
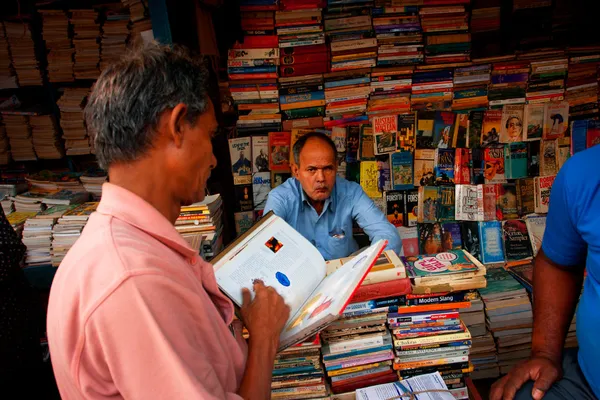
[
  {"xmin": 263, "ymin": 131, "xmax": 402, "ymax": 261},
  {"xmin": 491, "ymin": 145, "xmax": 600, "ymax": 400}
]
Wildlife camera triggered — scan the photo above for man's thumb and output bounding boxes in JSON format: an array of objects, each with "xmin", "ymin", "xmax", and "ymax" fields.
[{"xmin": 532, "ymin": 367, "xmax": 559, "ymax": 400}]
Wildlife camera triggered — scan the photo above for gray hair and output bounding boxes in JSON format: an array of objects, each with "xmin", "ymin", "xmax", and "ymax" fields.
[
  {"xmin": 292, "ymin": 131, "xmax": 337, "ymax": 165},
  {"xmin": 84, "ymin": 42, "xmax": 210, "ymax": 169}
]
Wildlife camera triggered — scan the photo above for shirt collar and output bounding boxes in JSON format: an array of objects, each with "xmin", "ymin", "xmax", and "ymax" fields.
[
  {"xmin": 96, "ymin": 183, "xmax": 198, "ymax": 260},
  {"xmin": 298, "ymin": 178, "xmax": 337, "ymax": 213}
]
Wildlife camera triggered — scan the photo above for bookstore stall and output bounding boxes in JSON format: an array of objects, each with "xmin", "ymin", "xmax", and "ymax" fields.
[{"xmin": 0, "ymin": 0, "xmax": 595, "ymax": 398}]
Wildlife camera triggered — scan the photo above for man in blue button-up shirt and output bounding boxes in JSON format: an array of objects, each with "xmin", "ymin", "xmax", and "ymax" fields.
[{"xmin": 264, "ymin": 132, "xmax": 402, "ymax": 260}]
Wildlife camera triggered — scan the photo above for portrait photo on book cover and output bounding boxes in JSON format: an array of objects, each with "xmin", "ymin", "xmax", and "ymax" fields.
[{"xmin": 265, "ymin": 236, "xmax": 283, "ymax": 253}]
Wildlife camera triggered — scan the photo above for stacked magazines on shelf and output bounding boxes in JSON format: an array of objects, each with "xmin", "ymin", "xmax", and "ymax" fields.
[{"xmin": 176, "ymin": 194, "xmax": 224, "ymax": 261}]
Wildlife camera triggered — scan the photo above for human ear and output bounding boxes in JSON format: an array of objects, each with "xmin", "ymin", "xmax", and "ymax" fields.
[{"xmin": 168, "ymin": 103, "xmax": 188, "ymax": 148}]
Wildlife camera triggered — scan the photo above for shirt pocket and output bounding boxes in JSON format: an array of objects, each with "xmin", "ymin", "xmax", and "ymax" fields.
[{"xmin": 325, "ymin": 229, "xmax": 349, "ymax": 258}]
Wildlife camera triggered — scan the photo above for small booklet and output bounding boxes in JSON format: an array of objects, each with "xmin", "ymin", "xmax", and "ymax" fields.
[
  {"xmin": 212, "ymin": 212, "xmax": 387, "ymax": 351},
  {"xmin": 356, "ymin": 372, "xmax": 454, "ymax": 400}
]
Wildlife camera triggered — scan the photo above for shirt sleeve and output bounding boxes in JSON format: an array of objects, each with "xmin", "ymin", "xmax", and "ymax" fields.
[
  {"xmin": 541, "ymin": 162, "xmax": 587, "ymax": 267},
  {"xmin": 79, "ymin": 274, "xmax": 243, "ymax": 400},
  {"xmin": 264, "ymin": 189, "xmax": 288, "ymax": 219},
  {"xmin": 351, "ymin": 185, "xmax": 402, "ymax": 255}
]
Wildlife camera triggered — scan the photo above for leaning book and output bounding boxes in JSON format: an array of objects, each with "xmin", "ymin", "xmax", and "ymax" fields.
[{"xmin": 211, "ymin": 212, "xmax": 388, "ymax": 351}]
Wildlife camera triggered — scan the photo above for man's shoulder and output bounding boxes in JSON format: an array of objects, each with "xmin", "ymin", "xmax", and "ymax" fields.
[
  {"xmin": 269, "ymin": 177, "xmax": 301, "ymax": 199},
  {"xmin": 335, "ymin": 176, "xmax": 362, "ymax": 198},
  {"xmin": 558, "ymin": 146, "xmax": 600, "ymax": 195}
]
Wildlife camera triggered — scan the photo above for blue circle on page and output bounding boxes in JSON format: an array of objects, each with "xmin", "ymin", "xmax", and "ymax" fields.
[{"xmin": 276, "ymin": 272, "xmax": 290, "ymax": 287}]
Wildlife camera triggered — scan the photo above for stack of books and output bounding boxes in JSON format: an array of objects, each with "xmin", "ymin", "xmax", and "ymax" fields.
[
  {"xmin": 526, "ymin": 58, "xmax": 568, "ymax": 104},
  {"xmin": 7, "ymin": 211, "xmax": 38, "ymax": 237},
  {"xmin": 0, "ymin": 182, "xmax": 28, "ymax": 213},
  {"xmin": 488, "ymin": 61, "xmax": 529, "ymax": 109},
  {"xmin": 100, "ymin": 10, "xmax": 130, "ymax": 70},
  {"xmin": 566, "ymin": 54, "xmax": 600, "ymax": 119},
  {"xmin": 479, "ymin": 267, "xmax": 532, "ymax": 376},
  {"xmin": 42, "ymin": 189, "xmax": 89, "ymax": 207},
  {"xmin": 1, "ymin": 112, "xmax": 36, "ymax": 161},
  {"xmin": 468, "ymin": 330, "xmax": 500, "ymax": 379},
  {"xmin": 411, "ymin": 69, "xmax": 454, "ymax": 111},
  {"xmin": 0, "ymin": 122, "xmax": 10, "ymax": 164},
  {"xmin": 57, "ymin": 88, "xmax": 91, "ymax": 155},
  {"xmin": 271, "ymin": 335, "xmax": 328, "ymax": 400},
  {"xmin": 80, "ymin": 169, "xmax": 107, "ymax": 200},
  {"xmin": 39, "ymin": 10, "xmax": 74, "ymax": 82},
  {"xmin": 470, "ymin": 3, "xmax": 501, "ymax": 34},
  {"xmin": 452, "ymin": 64, "xmax": 490, "ymax": 111},
  {"xmin": 22, "ymin": 216, "xmax": 55, "ymax": 267},
  {"xmin": 324, "ymin": 69, "xmax": 372, "ymax": 119},
  {"xmin": 176, "ymin": 194, "xmax": 224, "ymax": 260},
  {"xmin": 0, "ymin": 22, "xmax": 18, "ymax": 89},
  {"xmin": 372, "ymin": 6, "xmax": 423, "ymax": 67},
  {"xmin": 121, "ymin": 0, "xmax": 151, "ymax": 44},
  {"xmin": 330, "ymin": 36, "xmax": 377, "ymax": 73},
  {"xmin": 368, "ymin": 66, "xmax": 413, "ymax": 116},
  {"xmin": 29, "ymin": 114, "xmax": 64, "ymax": 159},
  {"xmin": 279, "ymin": 74, "xmax": 325, "ymax": 128},
  {"xmin": 3, "ymin": 21, "xmax": 43, "ymax": 86},
  {"xmin": 51, "ymin": 202, "xmax": 98, "ymax": 266},
  {"xmin": 11, "ymin": 190, "xmax": 51, "ymax": 213},
  {"xmin": 419, "ymin": 4, "xmax": 471, "ymax": 65},
  {"xmin": 71, "ymin": 9, "xmax": 101, "ymax": 80}
]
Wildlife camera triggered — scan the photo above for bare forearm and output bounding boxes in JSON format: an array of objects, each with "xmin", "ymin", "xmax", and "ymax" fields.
[
  {"xmin": 238, "ymin": 340, "xmax": 277, "ymax": 400},
  {"xmin": 532, "ymin": 250, "xmax": 584, "ymax": 361}
]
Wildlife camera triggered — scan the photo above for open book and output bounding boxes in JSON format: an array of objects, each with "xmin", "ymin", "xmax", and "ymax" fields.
[{"xmin": 212, "ymin": 212, "xmax": 387, "ymax": 351}]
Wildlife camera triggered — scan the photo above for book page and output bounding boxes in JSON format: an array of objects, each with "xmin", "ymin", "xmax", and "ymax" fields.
[
  {"xmin": 213, "ymin": 214, "xmax": 325, "ymax": 316},
  {"xmin": 356, "ymin": 372, "xmax": 453, "ymax": 400},
  {"xmin": 279, "ymin": 240, "xmax": 386, "ymax": 349}
]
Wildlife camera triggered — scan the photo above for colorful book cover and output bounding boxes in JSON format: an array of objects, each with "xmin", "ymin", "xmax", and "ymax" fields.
[
  {"xmin": 252, "ymin": 172, "xmax": 271, "ymax": 211},
  {"xmin": 500, "ymin": 104, "xmax": 524, "ymax": 143},
  {"xmin": 234, "ymin": 184, "xmax": 254, "ymax": 212},
  {"xmin": 271, "ymin": 171, "xmax": 292, "ymax": 188},
  {"xmin": 478, "ymin": 221, "xmax": 505, "ymax": 264},
  {"xmin": 442, "ymin": 222, "xmax": 463, "ymax": 251},
  {"xmin": 229, "ymin": 137, "xmax": 253, "ymax": 184},
  {"xmin": 359, "ymin": 124, "xmax": 376, "ymax": 161},
  {"xmin": 402, "ymin": 250, "xmax": 481, "ymax": 279},
  {"xmin": 397, "ymin": 113, "xmax": 416, "ymax": 151},
  {"xmin": 385, "ymin": 190, "xmax": 405, "ymax": 227},
  {"xmin": 481, "ymin": 110, "xmax": 502, "ymax": 148},
  {"xmin": 534, "ymin": 175, "xmax": 556, "ymax": 214},
  {"xmin": 586, "ymin": 120, "xmax": 600, "ymax": 149},
  {"xmin": 437, "ymin": 186, "xmax": 455, "ymax": 222},
  {"xmin": 434, "ymin": 148, "xmax": 455, "ymax": 185},
  {"xmin": 516, "ymin": 178, "xmax": 535, "ymax": 217},
  {"xmin": 416, "ymin": 111, "xmax": 436, "ymax": 149},
  {"xmin": 391, "ymin": 151, "xmax": 414, "ymax": 190},
  {"xmin": 361, "ymin": 160, "xmax": 381, "ymax": 198},
  {"xmin": 405, "ymin": 189, "xmax": 419, "ymax": 227},
  {"xmin": 234, "ymin": 211, "xmax": 255, "ymax": 236},
  {"xmin": 453, "ymin": 148, "xmax": 470, "ymax": 185},
  {"xmin": 496, "ymin": 183, "xmax": 519, "ymax": 220},
  {"xmin": 377, "ymin": 156, "xmax": 392, "ymax": 193},
  {"xmin": 346, "ymin": 125, "xmax": 361, "ymax": 162},
  {"xmin": 504, "ymin": 142, "xmax": 528, "ymax": 179},
  {"xmin": 523, "ymin": 103, "xmax": 544, "ymax": 141},
  {"xmin": 478, "ymin": 267, "xmax": 524, "ymax": 297},
  {"xmin": 525, "ymin": 215, "xmax": 546, "ymax": 256},
  {"xmin": 483, "ymin": 184, "xmax": 497, "ymax": 221},
  {"xmin": 433, "ymin": 111, "xmax": 456, "ymax": 149},
  {"xmin": 543, "ymin": 101, "xmax": 569, "ymax": 140},
  {"xmin": 332, "ymin": 126, "xmax": 347, "ymax": 153},
  {"xmin": 461, "ymin": 222, "xmax": 482, "ymax": 262},
  {"xmin": 269, "ymin": 132, "xmax": 291, "ymax": 171},
  {"xmin": 527, "ymin": 141, "xmax": 541, "ymax": 177},
  {"xmin": 418, "ymin": 186, "xmax": 440, "ymax": 223},
  {"xmin": 452, "ymin": 113, "xmax": 469, "ymax": 148},
  {"xmin": 252, "ymin": 136, "xmax": 270, "ymax": 173},
  {"xmin": 373, "ymin": 115, "xmax": 399, "ymax": 155},
  {"xmin": 398, "ymin": 226, "xmax": 419, "ymax": 257},
  {"xmin": 484, "ymin": 147, "xmax": 506, "ymax": 184},
  {"xmin": 414, "ymin": 149, "xmax": 436, "ymax": 187},
  {"xmin": 470, "ymin": 148, "xmax": 485, "ymax": 185},
  {"xmin": 557, "ymin": 137, "xmax": 570, "ymax": 170},
  {"xmin": 467, "ymin": 111, "xmax": 484, "ymax": 149},
  {"xmin": 540, "ymin": 139, "xmax": 557, "ymax": 176},
  {"xmin": 455, "ymin": 185, "xmax": 484, "ymax": 221},
  {"xmin": 502, "ymin": 219, "xmax": 533, "ymax": 262},
  {"xmin": 418, "ymin": 223, "xmax": 443, "ymax": 255}
]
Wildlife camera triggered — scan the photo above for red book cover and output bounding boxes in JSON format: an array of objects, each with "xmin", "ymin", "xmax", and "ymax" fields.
[
  {"xmin": 349, "ymin": 278, "xmax": 412, "ymax": 303},
  {"xmin": 233, "ymin": 35, "xmax": 278, "ymax": 49},
  {"xmin": 269, "ymin": 132, "xmax": 292, "ymax": 171},
  {"xmin": 280, "ymin": 43, "xmax": 328, "ymax": 56},
  {"xmin": 240, "ymin": 5, "xmax": 278, "ymax": 11},
  {"xmin": 454, "ymin": 148, "xmax": 471, "ymax": 184},
  {"xmin": 331, "ymin": 372, "xmax": 397, "ymax": 394},
  {"xmin": 281, "ymin": 52, "xmax": 330, "ymax": 65},
  {"xmin": 282, "ymin": 116, "xmax": 324, "ymax": 131},
  {"xmin": 280, "ymin": 62, "xmax": 329, "ymax": 77},
  {"xmin": 587, "ymin": 122, "xmax": 600, "ymax": 148},
  {"xmin": 229, "ymin": 73, "xmax": 278, "ymax": 80}
]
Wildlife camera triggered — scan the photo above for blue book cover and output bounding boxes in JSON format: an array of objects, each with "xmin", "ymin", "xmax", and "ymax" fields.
[
  {"xmin": 505, "ymin": 142, "xmax": 528, "ymax": 179},
  {"xmin": 571, "ymin": 120, "xmax": 588, "ymax": 155},
  {"xmin": 279, "ymin": 91, "xmax": 325, "ymax": 105},
  {"xmin": 391, "ymin": 151, "xmax": 414, "ymax": 190},
  {"xmin": 433, "ymin": 112, "xmax": 456, "ymax": 149},
  {"xmin": 478, "ymin": 221, "xmax": 505, "ymax": 264},
  {"xmin": 227, "ymin": 66, "xmax": 277, "ymax": 74},
  {"xmin": 434, "ymin": 148, "xmax": 455, "ymax": 185},
  {"xmin": 324, "ymin": 76, "xmax": 370, "ymax": 89},
  {"xmin": 442, "ymin": 222, "xmax": 462, "ymax": 250}
]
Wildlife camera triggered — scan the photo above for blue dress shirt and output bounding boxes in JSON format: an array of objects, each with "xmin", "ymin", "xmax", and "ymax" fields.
[{"xmin": 263, "ymin": 176, "xmax": 402, "ymax": 260}]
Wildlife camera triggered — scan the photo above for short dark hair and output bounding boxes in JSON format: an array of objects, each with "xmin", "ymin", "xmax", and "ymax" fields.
[
  {"xmin": 292, "ymin": 131, "xmax": 337, "ymax": 165},
  {"xmin": 85, "ymin": 42, "xmax": 211, "ymax": 169},
  {"xmin": 505, "ymin": 116, "xmax": 522, "ymax": 128}
]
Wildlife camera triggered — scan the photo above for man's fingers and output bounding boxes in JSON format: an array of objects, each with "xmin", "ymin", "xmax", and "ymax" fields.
[
  {"xmin": 502, "ymin": 366, "xmax": 534, "ymax": 400},
  {"xmin": 532, "ymin": 366, "xmax": 560, "ymax": 400},
  {"xmin": 490, "ymin": 375, "xmax": 509, "ymax": 400},
  {"xmin": 241, "ymin": 287, "xmax": 252, "ymax": 306},
  {"xmin": 252, "ymin": 279, "xmax": 266, "ymax": 292}
]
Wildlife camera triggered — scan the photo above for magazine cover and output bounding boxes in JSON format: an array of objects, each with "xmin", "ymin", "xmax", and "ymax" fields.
[
  {"xmin": 500, "ymin": 104, "xmax": 524, "ymax": 143},
  {"xmin": 269, "ymin": 132, "xmax": 291, "ymax": 171},
  {"xmin": 543, "ymin": 101, "xmax": 569, "ymax": 140},
  {"xmin": 391, "ymin": 151, "xmax": 414, "ymax": 190},
  {"xmin": 252, "ymin": 136, "xmax": 270, "ymax": 173},
  {"xmin": 402, "ymin": 249, "xmax": 481, "ymax": 279},
  {"xmin": 229, "ymin": 137, "xmax": 253, "ymax": 185},
  {"xmin": 481, "ymin": 110, "xmax": 502, "ymax": 148},
  {"xmin": 523, "ymin": 103, "xmax": 544, "ymax": 141},
  {"xmin": 373, "ymin": 115, "xmax": 398, "ymax": 155},
  {"xmin": 433, "ymin": 111, "xmax": 456, "ymax": 149},
  {"xmin": 397, "ymin": 113, "xmax": 416, "ymax": 151}
]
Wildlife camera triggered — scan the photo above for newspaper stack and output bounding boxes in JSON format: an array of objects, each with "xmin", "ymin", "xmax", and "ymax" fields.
[
  {"xmin": 3, "ymin": 21, "xmax": 43, "ymax": 86},
  {"xmin": 71, "ymin": 10, "xmax": 101, "ymax": 80},
  {"xmin": 0, "ymin": 182, "xmax": 28, "ymax": 214},
  {"xmin": 0, "ymin": 122, "xmax": 10, "ymax": 164},
  {"xmin": 57, "ymin": 87, "xmax": 91, "ymax": 155},
  {"xmin": 1, "ymin": 112, "xmax": 36, "ymax": 161},
  {"xmin": 51, "ymin": 202, "xmax": 98, "ymax": 266},
  {"xmin": 7, "ymin": 211, "xmax": 38, "ymax": 237},
  {"xmin": 100, "ymin": 10, "xmax": 130, "ymax": 70},
  {"xmin": 39, "ymin": 10, "xmax": 74, "ymax": 82},
  {"xmin": 29, "ymin": 114, "xmax": 65, "ymax": 159},
  {"xmin": 0, "ymin": 22, "xmax": 18, "ymax": 89},
  {"xmin": 22, "ymin": 217, "xmax": 55, "ymax": 266}
]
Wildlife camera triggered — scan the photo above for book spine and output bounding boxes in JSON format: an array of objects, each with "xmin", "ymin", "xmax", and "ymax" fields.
[
  {"xmin": 388, "ymin": 311, "xmax": 460, "ymax": 325},
  {"xmin": 327, "ymin": 335, "xmax": 387, "ymax": 355}
]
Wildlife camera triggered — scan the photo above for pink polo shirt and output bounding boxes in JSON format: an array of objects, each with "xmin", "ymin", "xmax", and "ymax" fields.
[{"xmin": 47, "ymin": 183, "xmax": 248, "ymax": 399}]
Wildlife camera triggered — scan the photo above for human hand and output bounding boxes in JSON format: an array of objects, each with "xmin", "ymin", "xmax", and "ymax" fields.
[
  {"xmin": 490, "ymin": 355, "xmax": 562, "ymax": 400},
  {"xmin": 240, "ymin": 280, "xmax": 290, "ymax": 355}
]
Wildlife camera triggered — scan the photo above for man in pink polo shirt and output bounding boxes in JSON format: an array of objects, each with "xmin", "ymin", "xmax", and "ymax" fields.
[{"xmin": 47, "ymin": 44, "xmax": 290, "ymax": 399}]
